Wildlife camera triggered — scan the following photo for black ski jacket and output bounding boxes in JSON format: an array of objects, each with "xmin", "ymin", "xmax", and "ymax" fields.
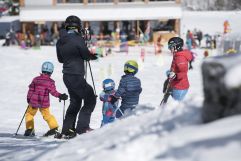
[{"xmin": 56, "ymin": 29, "xmax": 92, "ymax": 76}]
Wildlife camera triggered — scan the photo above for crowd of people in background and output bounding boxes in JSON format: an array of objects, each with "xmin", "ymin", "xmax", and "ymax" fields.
[
  {"xmin": 185, "ymin": 28, "xmax": 222, "ymax": 50},
  {"xmin": 2, "ymin": 24, "xmax": 63, "ymax": 48},
  {"xmin": 1, "ymin": 24, "xmax": 150, "ymax": 50},
  {"xmin": 184, "ymin": 20, "xmax": 241, "ymax": 57}
]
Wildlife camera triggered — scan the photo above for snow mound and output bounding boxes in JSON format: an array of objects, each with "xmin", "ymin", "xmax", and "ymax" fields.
[{"xmin": 37, "ymin": 97, "xmax": 204, "ymax": 161}]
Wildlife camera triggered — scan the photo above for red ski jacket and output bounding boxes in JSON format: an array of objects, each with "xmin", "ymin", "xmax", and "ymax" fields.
[
  {"xmin": 170, "ymin": 50, "xmax": 193, "ymax": 90},
  {"xmin": 27, "ymin": 74, "xmax": 61, "ymax": 108}
]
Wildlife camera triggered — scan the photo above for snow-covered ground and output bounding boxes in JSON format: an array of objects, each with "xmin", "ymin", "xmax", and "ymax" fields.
[
  {"xmin": 0, "ymin": 11, "xmax": 241, "ymax": 161},
  {"xmin": 181, "ymin": 11, "xmax": 241, "ymax": 37}
]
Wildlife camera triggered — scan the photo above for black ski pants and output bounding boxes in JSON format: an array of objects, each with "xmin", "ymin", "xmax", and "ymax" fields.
[{"xmin": 62, "ymin": 74, "xmax": 96, "ymax": 134}]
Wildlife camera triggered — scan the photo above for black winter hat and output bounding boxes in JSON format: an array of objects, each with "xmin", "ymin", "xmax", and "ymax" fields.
[{"xmin": 65, "ymin": 15, "xmax": 82, "ymax": 31}]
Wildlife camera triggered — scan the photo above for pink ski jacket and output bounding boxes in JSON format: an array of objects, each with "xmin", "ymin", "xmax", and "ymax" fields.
[{"xmin": 27, "ymin": 74, "xmax": 61, "ymax": 108}]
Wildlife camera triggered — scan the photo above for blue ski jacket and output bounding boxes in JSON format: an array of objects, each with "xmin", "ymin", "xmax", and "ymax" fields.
[
  {"xmin": 115, "ymin": 74, "xmax": 142, "ymax": 117},
  {"xmin": 99, "ymin": 90, "xmax": 118, "ymax": 126}
]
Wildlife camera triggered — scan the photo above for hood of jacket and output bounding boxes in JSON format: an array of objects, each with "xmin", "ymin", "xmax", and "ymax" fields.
[
  {"xmin": 58, "ymin": 29, "xmax": 81, "ymax": 44},
  {"xmin": 175, "ymin": 49, "xmax": 193, "ymax": 62}
]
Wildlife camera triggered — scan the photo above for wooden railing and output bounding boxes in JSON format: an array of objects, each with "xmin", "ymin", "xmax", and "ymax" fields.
[{"xmin": 20, "ymin": 0, "xmax": 179, "ymax": 7}]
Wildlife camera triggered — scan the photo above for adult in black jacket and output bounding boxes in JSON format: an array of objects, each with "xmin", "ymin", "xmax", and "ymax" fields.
[{"xmin": 56, "ymin": 15, "xmax": 97, "ymax": 138}]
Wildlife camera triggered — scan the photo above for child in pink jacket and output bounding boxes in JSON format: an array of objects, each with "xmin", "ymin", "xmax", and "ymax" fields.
[{"xmin": 24, "ymin": 61, "xmax": 68, "ymax": 137}]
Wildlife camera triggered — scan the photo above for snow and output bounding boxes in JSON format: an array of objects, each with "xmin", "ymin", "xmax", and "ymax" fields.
[
  {"xmin": 225, "ymin": 62, "xmax": 241, "ymax": 88},
  {"xmin": 0, "ymin": 11, "xmax": 241, "ymax": 161},
  {"xmin": 203, "ymin": 53, "xmax": 241, "ymax": 89},
  {"xmin": 181, "ymin": 11, "xmax": 241, "ymax": 36},
  {"xmin": 0, "ymin": 16, "xmax": 20, "ymax": 22}
]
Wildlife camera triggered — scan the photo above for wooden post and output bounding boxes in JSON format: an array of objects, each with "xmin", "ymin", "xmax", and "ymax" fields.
[
  {"xmin": 174, "ymin": 0, "xmax": 181, "ymax": 35},
  {"xmin": 52, "ymin": 0, "xmax": 57, "ymax": 6},
  {"xmin": 62, "ymin": 0, "xmax": 66, "ymax": 3},
  {"xmin": 136, "ymin": 20, "xmax": 139, "ymax": 37},
  {"xmin": 19, "ymin": 0, "xmax": 25, "ymax": 7},
  {"xmin": 83, "ymin": 0, "xmax": 88, "ymax": 5},
  {"xmin": 114, "ymin": 21, "xmax": 120, "ymax": 43},
  {"xmin": 175, "ymin": 0, "xmax": 181, "ymax": 4},
  {"xmin": 175, "ymin": 19, "xmax": 180, "ymax": 36},
  {"xmin": 100, "ymin": 21, "xmax": 104, "ymax": 35},
  {"xmin": 114, "ymin": 0, "xmax": 118, "ymax": 5},
  {"xmin": 54, "ymin": 22, "xmax": 58, "ymax": 34},
  {"xmin": 84, "ymin": 21, "xmax": 90, "ymax": 29},
  {"xmin": 22, "ymin": 23, "xmax": 26, "ymax": 34}
]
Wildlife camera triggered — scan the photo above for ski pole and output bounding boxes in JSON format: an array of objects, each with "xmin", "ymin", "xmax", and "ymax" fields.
[
  {"xmin": 114, "ymin": 99, "xmax": 124, "ymax": 118},
  {"xmin": 88, "ymin": 61, "xmax": 97, "ymax": 96},
  {"xmin": 63, "ymin": 100, "xmax": 66, "ymax": 124},
  {"xmin": 15, "ymin": 105, "xmax": 29, "ymax": 135},
  {"xmin": 85, "ymin": 61, "xmax": 88, "ymax": 80},
  {"xmin": 116, "ymin": 107, "xmax": 124, "ymax": 117}
]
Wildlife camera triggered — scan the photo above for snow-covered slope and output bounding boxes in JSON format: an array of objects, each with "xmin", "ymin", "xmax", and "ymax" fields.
[
  {"xmin": 0, "ymin": 45, "xmax": 240, "ymax": 161},
  {"xmin": 38, "ymin": 104, "xmax": 241, "ymax": 161},
  {"xmin": 0, "ymin": 10, "xmax": 241, "ymax": 161}
]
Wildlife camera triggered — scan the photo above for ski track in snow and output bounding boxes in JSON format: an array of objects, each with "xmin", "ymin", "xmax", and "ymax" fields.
[{"xmin": 0, "ymin": 133, "xmax": 65, "ymax": 161}]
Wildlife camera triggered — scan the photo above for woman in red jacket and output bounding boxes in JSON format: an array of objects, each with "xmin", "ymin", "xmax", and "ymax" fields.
[{"xmin": 166, "ymin": 37, "xmax": 194, "ymax": 101}]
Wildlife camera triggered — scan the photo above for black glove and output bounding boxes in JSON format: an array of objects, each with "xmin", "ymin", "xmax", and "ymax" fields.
[
  {"xmin": 109, "ymin": 95, "xmax": 118, "ymax": 104},
  {"xmin": 27, "ymin": 98, "xmax": 30, "ymax": 103},
  {"xmin": 189, "ymin": 61, "xmax": 193, "ymax": 70},
  {"xmin": 89, "ymin": 53, "xmax": 98, "ymax": 60},
  {"xmin": 59, "ymin": 93, "xmax": 68, "ymax": 101}
]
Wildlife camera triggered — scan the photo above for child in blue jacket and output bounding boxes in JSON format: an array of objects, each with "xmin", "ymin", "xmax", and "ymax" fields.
[
  {"xmin": 110, "ymin": 60, "xmax": 142, "ymax": 118},
  {"xmin": 99, "ymin": 79, "xmax": 118, "ymax": 126}
]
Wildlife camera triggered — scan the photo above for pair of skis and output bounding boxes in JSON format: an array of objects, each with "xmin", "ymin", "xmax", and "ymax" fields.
[{"xmin": 12, "ymin": 132, "xmax": 71, "ymax": 140}]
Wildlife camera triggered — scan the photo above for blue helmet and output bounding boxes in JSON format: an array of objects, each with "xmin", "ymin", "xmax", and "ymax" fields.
[
  {"xmin": 42, "ymin": 61, "xmax": 54, "ymax": 74},
  {"xmin": 102, "ymin": 79, "xmax": 115, "ymax": 91}
]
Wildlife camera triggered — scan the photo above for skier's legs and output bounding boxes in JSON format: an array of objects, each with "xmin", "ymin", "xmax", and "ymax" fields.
[
  {"xmin": 171, "ymin": 89, "xmax": 188, "ymax": 101},
  {"xmin": 39, "ymin": 107, "xmax": 58, "ymax": 130},
  {"xmin": 25, "ymin": 106, "xmax": 38, "ymax": 129},
  {"xmin": 198, "ymin": 39, "xmax": 201, "ymax": 47},
  {"xmin": 62, "ymin": 74, "xmax": 85, "ymax": 134},
  {"xmin": 63, "ymin": 74, "xmax": 96, "ymax": 134},
  {"xmin": 115, "ymin": 105, "xmax": 125, "ymax": 118},
  {"xmin": 76, "ymin": 83, "xmax": 96, "ymax": 134},
  {"xmin": 62, "ymin": 90, "xmax": 82, "ymax": 134},
  {"xmin": 6, "ymin": 39, "xmax": 10, "ymax": 46},
  {"xmin": 101, "ymin": 116, "xmax": 115, "ymax": 126},
  {"xmin": 101, "ymin": 103, "xmax": 115, "ymax": 126}
]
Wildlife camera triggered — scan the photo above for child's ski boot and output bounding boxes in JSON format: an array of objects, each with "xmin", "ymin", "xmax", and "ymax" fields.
[
  {"xmin": 44, "ymin": 127, "xmax": 60, "ymax": 137},
  {"xmin": 24, "ymin": 129, "xmax": 35, "ymax": 137}
]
